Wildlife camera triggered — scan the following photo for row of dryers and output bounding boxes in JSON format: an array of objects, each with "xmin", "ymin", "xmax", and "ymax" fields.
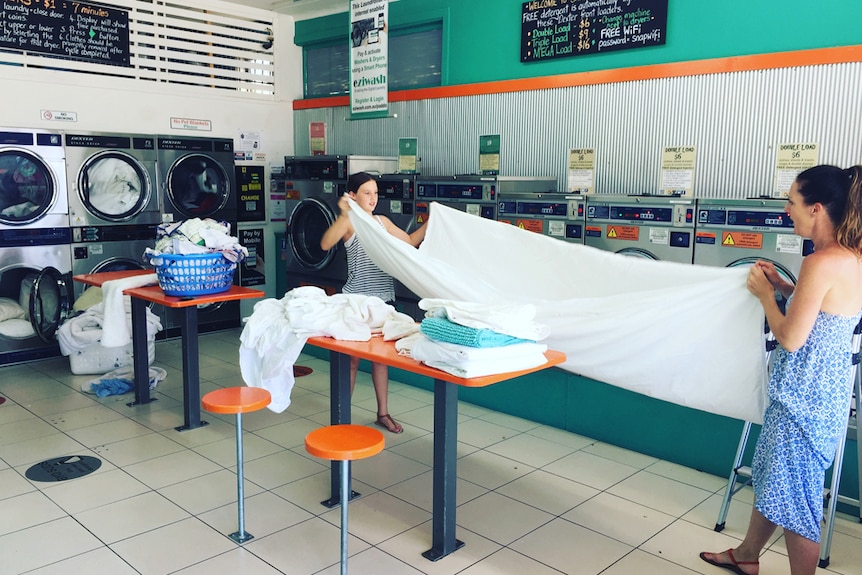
[
  {"xmin": 0, "ymin": 127, "xmax": 239, "ymax": 365},
  {"xmin": 280, "ymin": 155, "xmax": 810, "ymax": 321}
]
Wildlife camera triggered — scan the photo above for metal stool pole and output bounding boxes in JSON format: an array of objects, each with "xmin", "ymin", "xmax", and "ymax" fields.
[{"xmin": 232, "ymin": 410, "xmax": 251, "ymax": 544}]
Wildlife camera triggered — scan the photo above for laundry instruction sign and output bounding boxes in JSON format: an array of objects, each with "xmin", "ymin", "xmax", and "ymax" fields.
[{"xmin": 350, "ymin": 0, "xmax": 388, "ymax": 119}]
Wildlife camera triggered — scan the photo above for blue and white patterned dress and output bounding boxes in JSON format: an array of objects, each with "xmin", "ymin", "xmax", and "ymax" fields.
[{"xmin": 752, "ymin": 301, "xmax": 862, "ymax": 542}]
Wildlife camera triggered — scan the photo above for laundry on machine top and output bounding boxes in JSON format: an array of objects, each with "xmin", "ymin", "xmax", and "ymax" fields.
[
  {"xmin": 65, "ymin": 132, "xmax": 159, "ymax": 226},
  {"xmin": 0, "ymin": 128, "xmax": 68, "ymax": 230}
]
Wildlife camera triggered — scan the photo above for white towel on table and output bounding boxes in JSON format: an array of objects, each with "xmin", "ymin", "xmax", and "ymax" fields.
[{"xmin": 101, "ymin": 274, "xmax": 158, "ymax": 347}]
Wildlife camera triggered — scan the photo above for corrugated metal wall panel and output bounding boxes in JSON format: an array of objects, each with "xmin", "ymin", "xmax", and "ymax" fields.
[{"xmin": 294, "ymin": 63, "xmax": 862, "ymax": 199}]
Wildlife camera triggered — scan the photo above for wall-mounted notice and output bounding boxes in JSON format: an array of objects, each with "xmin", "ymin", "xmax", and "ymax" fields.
[
  {"xmin": 349, "ymin": 0, "xmax": 388, "ymax": 119},
  {"xmin": 0, "ymin": 0, "xmax": 130, "ymax": 67},
  {"xmin": 309, "ymin": 122, "xmax": 326, "ymax": 155},
  {"xmin": 521, "ymin": 0, "xmax": 667, "ymax": 63},
  {"xmin": 567, "ymin": 148, "xmax": 595, "ymax": 194},
  {"xmin": 398, "ymin": 137, "xmax": 418, "ymax": 174},
  {"xmin": 479, "ymin": 134, "xmax": 501, "ymax": 176},
  {"xmin": 774, "ymin": 142, "xmax": 818, "ymax": 198},
  {"xmin": 659, "ymin": 146, "xmax": 696, "ymax": 196}
]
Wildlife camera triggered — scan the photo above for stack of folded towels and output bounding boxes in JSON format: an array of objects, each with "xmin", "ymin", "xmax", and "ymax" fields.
[{"xmin": 402, "ymin": 298, "xmax": 550, "ymax": 378}]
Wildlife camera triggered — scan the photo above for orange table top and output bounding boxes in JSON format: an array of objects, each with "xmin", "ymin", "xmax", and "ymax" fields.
[
  {"xmin": 73, "ymin": 271, "xmax": 265, "ymax": 308},
  {"xmin": 306, "ymin": 335, "xmax": 566, "ymax": 388}
]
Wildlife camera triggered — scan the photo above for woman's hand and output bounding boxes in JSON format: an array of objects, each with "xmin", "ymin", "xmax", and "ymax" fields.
[{"xmin": 747, "ymin": 263, "xmax": 775, "ymax": 302}]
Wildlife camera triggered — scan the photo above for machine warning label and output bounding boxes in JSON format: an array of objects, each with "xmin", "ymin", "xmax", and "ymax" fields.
[
  {"xmin": 517, "ymin": 220, "xmax": 543, "ymax": 233},
  {"xmin": 695, "ymin": 232, "xmax": 717, "ymax": 244},
  {"xmin": 607, "ymin": 226, "xmax": 639, "ymax": 241},
  {"xmin": 585, "ymin": 226, "xmax": 603, "ymax": 237},
  {"xmin": 722, "ymin": 231, "xmax": 763, "ymax": 249}
]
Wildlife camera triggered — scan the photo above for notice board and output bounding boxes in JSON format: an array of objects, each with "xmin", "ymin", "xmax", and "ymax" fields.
[
  {"xmin": 521, "ymin": 0, "xmax": 667, "ymax": 63},
  {"xmin": 0, "ymin": 0, "xmax": 130, "ymax": 67}
]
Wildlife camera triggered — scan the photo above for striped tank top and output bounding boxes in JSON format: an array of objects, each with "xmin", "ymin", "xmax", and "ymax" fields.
[{"xmin": 342, "ymin": 215, "xmax": 395, "ymax": 303}]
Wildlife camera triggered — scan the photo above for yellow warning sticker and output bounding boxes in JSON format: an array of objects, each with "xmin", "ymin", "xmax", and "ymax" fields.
[
  {"xmin": 518, "ymin": 219, "xmax": 543, "ymax": 233},
  {"xmin": 607, "ymin": 225, "xmax": 639, "ymax": 240},
  {"xmin": 722, "ymin": 231, "xmax": 763, "ymax": 249}
]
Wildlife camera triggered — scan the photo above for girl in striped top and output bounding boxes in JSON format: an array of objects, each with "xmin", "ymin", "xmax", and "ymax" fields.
[{"xmin": 320, "ymin": 172, "xmax": 427, "ymax": 433}]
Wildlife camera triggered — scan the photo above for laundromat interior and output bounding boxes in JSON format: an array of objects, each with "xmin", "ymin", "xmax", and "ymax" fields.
[{"xmin": 2, "ymin": 0, "xmax": 862, "ymax": 573}]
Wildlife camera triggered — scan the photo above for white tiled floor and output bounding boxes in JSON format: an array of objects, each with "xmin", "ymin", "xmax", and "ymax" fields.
[{"xmin": 2, "ymin": 328, "xmax": 862, "ymax": 574}]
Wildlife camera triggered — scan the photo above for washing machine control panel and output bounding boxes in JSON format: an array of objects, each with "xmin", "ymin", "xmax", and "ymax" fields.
[{"xmin": 697, "ymin": 208, "xmax": 794, "ymax": 230}]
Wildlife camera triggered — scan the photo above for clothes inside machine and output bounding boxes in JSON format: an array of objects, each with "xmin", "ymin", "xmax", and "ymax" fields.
[
  {"xmin": 0, "ymin": 227, "xmax": 73, "ymax": 365},
  {"xmin": 497, "ymin": 192, "xmax": 585, "ymax": 244},
  {"xmin": 692, "ymin": 197, "xmax": 812, "ymax": 286},
  {"xmin": 0, "ymin": 128, "xmax": 68, "ymax": 230},
  {"xmin": 282, "ymin": 155, "xmax": 399, "ymax": 293},
  {"xmin": 158, "ymin": 135, "xmax": 239, "ymax": 334},
  {"xmin": 65, "ymin": 132, "xmax": 159, "ymax": 227},
  {"xmin": 584, "ymin": 195, "xmax": 696, "ymax": 263}
]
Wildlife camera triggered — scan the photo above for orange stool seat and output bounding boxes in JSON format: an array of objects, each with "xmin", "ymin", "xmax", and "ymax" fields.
[
  {"xmin": 202, "ymin": 386, "xmax": 271, "ymax": 544},
  {"xmin": 202, "ymin": 386, "xmax": 272, "ymax": 414},
  {"xmin": 305, "ymin": 424, "xmax": 384, "ymax": 575}
]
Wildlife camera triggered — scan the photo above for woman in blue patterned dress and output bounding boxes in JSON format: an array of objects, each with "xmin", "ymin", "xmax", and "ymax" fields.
[
  {"xmin": 320, "ymin": 172, "xmax": 427, "ymax": 433},
  {"xmin": 701, "ymin": 165, "xmax": 862, "ymax": 575}
]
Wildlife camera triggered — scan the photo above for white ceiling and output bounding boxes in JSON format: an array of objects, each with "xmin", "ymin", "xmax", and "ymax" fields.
[{"xmin": 225, "ymin": 0, "xmax": 348, "ymax": 19}]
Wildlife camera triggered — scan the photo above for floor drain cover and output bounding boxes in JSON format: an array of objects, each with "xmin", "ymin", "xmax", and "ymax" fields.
[
  {"xmin": 294, "ymin": 366, "xmax": 313, "ymax": 377},
  {"xmin": 25, "ymin": 455, "xmax": 102, "ymax": 482}
]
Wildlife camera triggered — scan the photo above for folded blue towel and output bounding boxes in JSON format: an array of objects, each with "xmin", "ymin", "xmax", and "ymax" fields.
[{"xmin": 420, "ymin": 317, "xmax": 535, "ymax": 348}]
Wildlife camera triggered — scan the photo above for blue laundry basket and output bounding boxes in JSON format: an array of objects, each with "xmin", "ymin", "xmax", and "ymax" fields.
[{"xmin": 154, "ymin": 253, "xmax": 236, "ymax": 296}]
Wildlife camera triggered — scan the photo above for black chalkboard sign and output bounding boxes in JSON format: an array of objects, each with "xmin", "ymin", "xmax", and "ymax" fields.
[
  {"xmin": 0, "ymin": 0, "xmax": 130, "ymax": 67},
  {"xmin": 521, "ymin": 0, "xmax": 667, "ymax": 63}
]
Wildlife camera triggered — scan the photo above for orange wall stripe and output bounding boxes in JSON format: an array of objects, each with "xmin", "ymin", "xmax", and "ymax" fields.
[{"xmin": 293, "ymin": 45, "xmax": 862, "ymax": 110}]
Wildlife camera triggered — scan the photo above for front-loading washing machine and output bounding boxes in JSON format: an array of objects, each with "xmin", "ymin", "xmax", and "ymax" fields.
[
  {"xmin": 65, "ymin": 132, "xmax": 160, "ymax": 227},
  {"xmin": 158, "ymin": 135, "xmax": 239, "ymax": 334},
  {"xmin": 0, "ymin": 128, "xmax": 68, "ymax": 230},
  {"xmin": 157, "ymin": 135, "xmax": 236, "ymax": 224},
  {"xmin": 0, "ymin": 227, "xmax": 73, "ymax": 365},
  {"xmin": 693, "ymin": 197, "xmax": 811, "ymax": 283},
  {"xmin": 497, "ymin": 192, "xmax": 586, "ymax": 244},
  {"xmin": 584, "ymin": 195, "xmax": 696, "ymax": 263},
  {"xmin": 282, "ymin": 155, "xmax": 399, "ymax": 293}
]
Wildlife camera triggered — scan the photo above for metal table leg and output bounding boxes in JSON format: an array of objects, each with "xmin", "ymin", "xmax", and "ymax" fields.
[
  {"xmin": 176, "ymin": 305, "xmax": 207, "ymax": 431},
  {"xmin": 127, "ymin": 297, "xmax": 155, "ymax": 407},
  {"xmin": 423, "ymin": 378, "xmax": 464, "ymax": 561},
  {"xmin": 323, "ymin": 350, "xmax": 356, "ymax": 508}
]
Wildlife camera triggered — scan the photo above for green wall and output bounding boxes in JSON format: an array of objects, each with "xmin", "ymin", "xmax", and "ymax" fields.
[{"xmin": 295, "ymin": 0, "xmax": 862, "ymax": 87}]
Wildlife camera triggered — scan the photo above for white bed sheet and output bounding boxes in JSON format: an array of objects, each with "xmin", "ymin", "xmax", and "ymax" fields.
[{"xmin": 348, "ymin": 199, "xmax": 768, "ymax": 424}]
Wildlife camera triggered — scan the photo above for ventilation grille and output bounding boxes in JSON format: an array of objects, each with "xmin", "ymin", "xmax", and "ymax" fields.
[{"xmin": 0, "ymin": 0, "xmax": 275, "ymax": 96}]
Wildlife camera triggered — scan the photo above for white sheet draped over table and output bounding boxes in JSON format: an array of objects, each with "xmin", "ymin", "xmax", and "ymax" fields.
[{"xmin": 347, "ymin": 199, "xmax": 768, "ymax": 424}]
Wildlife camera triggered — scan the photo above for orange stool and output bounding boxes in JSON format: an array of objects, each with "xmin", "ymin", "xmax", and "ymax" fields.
[
  {"xmin": 202, "ymin": 386, "xmax": 271, "ymax": 544},
  {"xmin": 305, "ymin": 425, "xmax": 384, "ymax": 575}
]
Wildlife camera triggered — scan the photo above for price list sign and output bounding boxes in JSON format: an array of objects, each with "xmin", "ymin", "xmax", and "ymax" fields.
[
  {"xmin": 1, "ymin": 0, "xmax": 130, "ymax": 67},
  {"xmin": 521, "ymin": 0, "xmax": 667, "ymax": 63}
]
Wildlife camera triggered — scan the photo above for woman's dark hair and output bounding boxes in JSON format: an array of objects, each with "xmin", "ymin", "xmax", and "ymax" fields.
[
  {"xmin": 796, "ymin": 164, "xmax": 862, "ymax": 254},
  {"xmin": 347, "ymin": 172, "xmax": 376, "ymax": 194}
]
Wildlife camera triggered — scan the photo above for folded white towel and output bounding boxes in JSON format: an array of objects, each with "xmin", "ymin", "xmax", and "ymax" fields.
[
  {"xmin": 101, "ymin": 274, "xmax": 158, "ymax": 347},
  {"xmin": 419, "ymin": 298, "xmax": 549, "ymax": 341},
  {"xmin": 411, "ymin": 334, "xmax": 547, "ymax": 363}
]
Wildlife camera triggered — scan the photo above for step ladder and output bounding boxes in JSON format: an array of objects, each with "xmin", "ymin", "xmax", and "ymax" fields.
[{"xmin": 713, "ymin": 319, "xmax": 862, "ymax": 568}]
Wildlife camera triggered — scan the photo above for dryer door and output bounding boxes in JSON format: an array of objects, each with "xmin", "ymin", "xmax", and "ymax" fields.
[
  {"xmin": 28, "ymin": 266, "xmax": 71, "ymax": 344},
  {"xmin": 0, "ymin": 148, "xmax": 59, "ymax": 226},
  {"xmin": 728, "ymin": 257, "xmax": 796, "ymax": 346},
  {"xmin": 616, "ymin": 247, "xmax": 658, "ymax": 259},
  {"xmin": 166, "ymin": 154, "xmax": 230, "ymax": 218},
  {"xmin": 288, "ymin": 197, "xmax": 337, "ymax": 271},
  {"xmin": 79, "ymin": 151, "xmax": 152, "ymax": 222}
]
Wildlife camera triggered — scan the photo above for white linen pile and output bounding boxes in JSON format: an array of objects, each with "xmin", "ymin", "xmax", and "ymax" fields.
[
  {"xmin": 407, "ymin": 299, "xmax": 549, "ymax": 378},
  {"xmin": 100, "ymin": 273, "xmax": 159, "ymax": 347},
  {"xmin": 345, "ymin": 198, "xmax": 768, "ymax": 424},
  {"xmin": 57, "ymin": 300, "xmax": 163, "ymax": 355},
  {"xmin": 239, "ymin": 286, "xmax": 415, "ymax": 413}
]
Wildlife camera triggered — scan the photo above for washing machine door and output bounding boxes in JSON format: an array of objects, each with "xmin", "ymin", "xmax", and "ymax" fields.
[
  {"xmin": 616, "ymin": 247, "xmax": 657, "ymax": 259},
  {"xmin": 28, "ymin": 266, "xmax": 71, "ymax": 344},
  {"xmin": 288, "ymin": 197, "xmax": 337, "ymax": 271},
  {"xmin": 0, "ymin": 148, "xmax": 59, "ymax": 226},
  {"xmin": 79, "ymin": 151, "xmax": 152, "ymax": 222},
  {"xmin": 166, "ymin": 154, "xmax": 230, "ymax": 218},
  {"xmin": 728, "ymin": 257, "xmax": 795, "ymax": 343}
]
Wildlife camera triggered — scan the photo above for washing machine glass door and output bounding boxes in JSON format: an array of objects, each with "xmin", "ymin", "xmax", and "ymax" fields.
[
  {"xmin": 27, "ymin": 266, "xmax": 71, "ymax": 344},
  {"xmin": 288, "ymin": 198, "xmax": 337, "ymax": 271},
  {"xmin": 166, "ymin": 154, "xmax": 230, "ymax": 219},
  {"xmin": 729, "ymin": 257, "xmax": 795, "ymax": 341},
  {"xmin": 0, "ymin": 148, "xmax": 58, "ymax": 225},
  {"xmin": 79, "ymin": 151, "xmax": 151, "ymax": 221},
  {"xmin": 617, "ymin": 247, "xmax": 657, "ymax": 259}
]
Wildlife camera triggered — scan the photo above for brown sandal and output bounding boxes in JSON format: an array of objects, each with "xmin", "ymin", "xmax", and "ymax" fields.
[
  {"xmin": 699, "ymin": 549, "xmax": 759, "ymax": 575},
  {"xmin": 375, "ymin": 413, "xmax": 403, "ymax": 434}
]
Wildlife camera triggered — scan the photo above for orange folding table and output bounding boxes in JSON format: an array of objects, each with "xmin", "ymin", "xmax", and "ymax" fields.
[
  {"xmin": 73, "ymin": 270, "xmax": 264, "ymax": 430},
  {"xmin": 305, "ymin": 335, "xmax": 565, "ymax": 561}
]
